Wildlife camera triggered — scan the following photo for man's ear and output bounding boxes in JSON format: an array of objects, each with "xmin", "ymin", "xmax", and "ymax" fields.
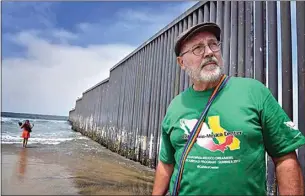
[{"xmin": 177, "ymin": 57, "xmax": 186, "ymax": 70}]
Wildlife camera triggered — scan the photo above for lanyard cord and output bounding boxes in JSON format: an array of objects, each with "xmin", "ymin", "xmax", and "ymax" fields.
[{"xmin": 172, "ymin": 75, "xmax": 231, "ymax": 196}]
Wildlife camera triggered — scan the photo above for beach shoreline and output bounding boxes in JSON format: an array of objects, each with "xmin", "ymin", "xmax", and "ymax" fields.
[{"xmin": 2, "ymin": 137, "xmax": 154, "ymax": 195}]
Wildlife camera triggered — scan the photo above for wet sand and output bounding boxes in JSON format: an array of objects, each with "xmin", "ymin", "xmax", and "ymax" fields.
[{"xmin": 2, "ymin": 138, "xmax": 155, "ymax": 195}]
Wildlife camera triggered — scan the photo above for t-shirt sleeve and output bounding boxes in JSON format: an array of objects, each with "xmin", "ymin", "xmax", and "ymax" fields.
[
  {"xmin": 259, "ymin": 86, "xmax": 305, "ymax": 157},
  {"xmin": 159, "ymin": 116, "xmax": 175, "ymax": 164}
]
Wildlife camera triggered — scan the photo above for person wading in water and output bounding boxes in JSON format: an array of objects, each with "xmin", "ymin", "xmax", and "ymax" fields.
[{"xmin": 19, "ymin": 120, "xmax": 34, "ymax": 148}]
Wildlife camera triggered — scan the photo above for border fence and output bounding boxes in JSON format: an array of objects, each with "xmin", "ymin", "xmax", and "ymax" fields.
[{"xmin": 68, "ymin": 1, "xmax": 305, "ymax": 195}]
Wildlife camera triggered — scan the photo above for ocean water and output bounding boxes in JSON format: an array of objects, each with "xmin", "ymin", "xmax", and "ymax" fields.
[{"xmin": 1, "ymin": 117, "xmax": 88, "ymax": 145}]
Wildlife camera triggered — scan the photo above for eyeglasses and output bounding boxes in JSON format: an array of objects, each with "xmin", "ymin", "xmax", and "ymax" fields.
[{"xmin": 179, "ymin": 41, "xmax": 221, "ymax": 56}]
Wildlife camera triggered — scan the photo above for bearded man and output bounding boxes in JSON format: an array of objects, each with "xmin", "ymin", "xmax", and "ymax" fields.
[{"xmin": 152, "ymin": 22, "xmax": 305, "ymax": 196}]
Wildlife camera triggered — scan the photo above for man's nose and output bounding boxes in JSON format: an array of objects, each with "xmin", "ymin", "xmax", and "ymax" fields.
[{"xmin": 203, "ymin": 45, "xmax": 213, "ymax": 58}]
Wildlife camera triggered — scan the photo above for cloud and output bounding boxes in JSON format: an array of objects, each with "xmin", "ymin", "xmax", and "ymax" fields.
[
  {"xmin": 2, "ymin": 1, "xmax": 198, "ymax": 116},
  {"xmin": 73, "ymin": 1, "xmax": 198, "ymax": 45},
  {"xmin": 52, "ymin": 29, "xmax": 78, "ymax": 40},
  {"xmin": 2, "ymin": 31, "xmax": 135, "ymax": 116}
]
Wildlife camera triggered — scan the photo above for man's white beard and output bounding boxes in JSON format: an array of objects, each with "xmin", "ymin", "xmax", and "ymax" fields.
[{"xmin": 185, "ymin": 63, "xmax": 224, "ymax": 83}]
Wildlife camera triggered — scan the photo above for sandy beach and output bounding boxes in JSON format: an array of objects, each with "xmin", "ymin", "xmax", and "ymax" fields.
[{"xmin": 2, "ymin": 137, "xmax": 154, "ymax": 195}]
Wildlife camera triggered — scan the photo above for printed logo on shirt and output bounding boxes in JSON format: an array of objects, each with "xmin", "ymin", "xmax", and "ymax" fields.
[
  {"xmin": 284, "ymin": 121, "xmax": 298, "ymax": 130},
  {"xmin": 180, "ymin": 116, "xmax": 242, "ymax": 153}
]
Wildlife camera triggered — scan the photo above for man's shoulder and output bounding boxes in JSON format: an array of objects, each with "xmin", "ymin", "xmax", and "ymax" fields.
[
  {"xmin": 229, "ymin": 76, "xmax": 267, "ymax": 89},
  {"xmin": 229, "ymin": 76, "xmax": 272, "ymax": 102}
]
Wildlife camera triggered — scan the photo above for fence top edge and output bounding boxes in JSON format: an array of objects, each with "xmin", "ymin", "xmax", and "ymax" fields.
[
  {"xmin": 82, "ymin": 77, "xmax": 110, "ymax": 95},
  {"xmin": 76, "ymin": 97, "xmax": 82, "ymax": 101}
]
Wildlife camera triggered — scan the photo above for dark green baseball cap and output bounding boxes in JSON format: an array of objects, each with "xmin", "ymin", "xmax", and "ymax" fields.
[{"xmin": 174, "ymin": 22, "xmax": 221, "ymax": 56}]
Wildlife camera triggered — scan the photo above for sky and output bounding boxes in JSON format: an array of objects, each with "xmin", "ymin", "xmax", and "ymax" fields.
[{"xmin": 2, "ymin": 1, "xmax": 197, "ymax": 116}]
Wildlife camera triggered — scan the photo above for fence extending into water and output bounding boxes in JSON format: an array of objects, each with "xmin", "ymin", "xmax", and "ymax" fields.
[{"xmin": 69, "ymin": 1, "xmax": 305, "ymax": 195}]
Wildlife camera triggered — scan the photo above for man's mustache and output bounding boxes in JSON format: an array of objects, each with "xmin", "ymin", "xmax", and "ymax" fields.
[{"xmin": 201, "ymin": 57, "xmax": 218, "ymax": 68}]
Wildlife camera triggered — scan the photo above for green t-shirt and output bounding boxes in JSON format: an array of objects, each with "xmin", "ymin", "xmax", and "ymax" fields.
[{"xmin": 159, "ymin": 76, "xmax": 305, "ymax": 195}]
